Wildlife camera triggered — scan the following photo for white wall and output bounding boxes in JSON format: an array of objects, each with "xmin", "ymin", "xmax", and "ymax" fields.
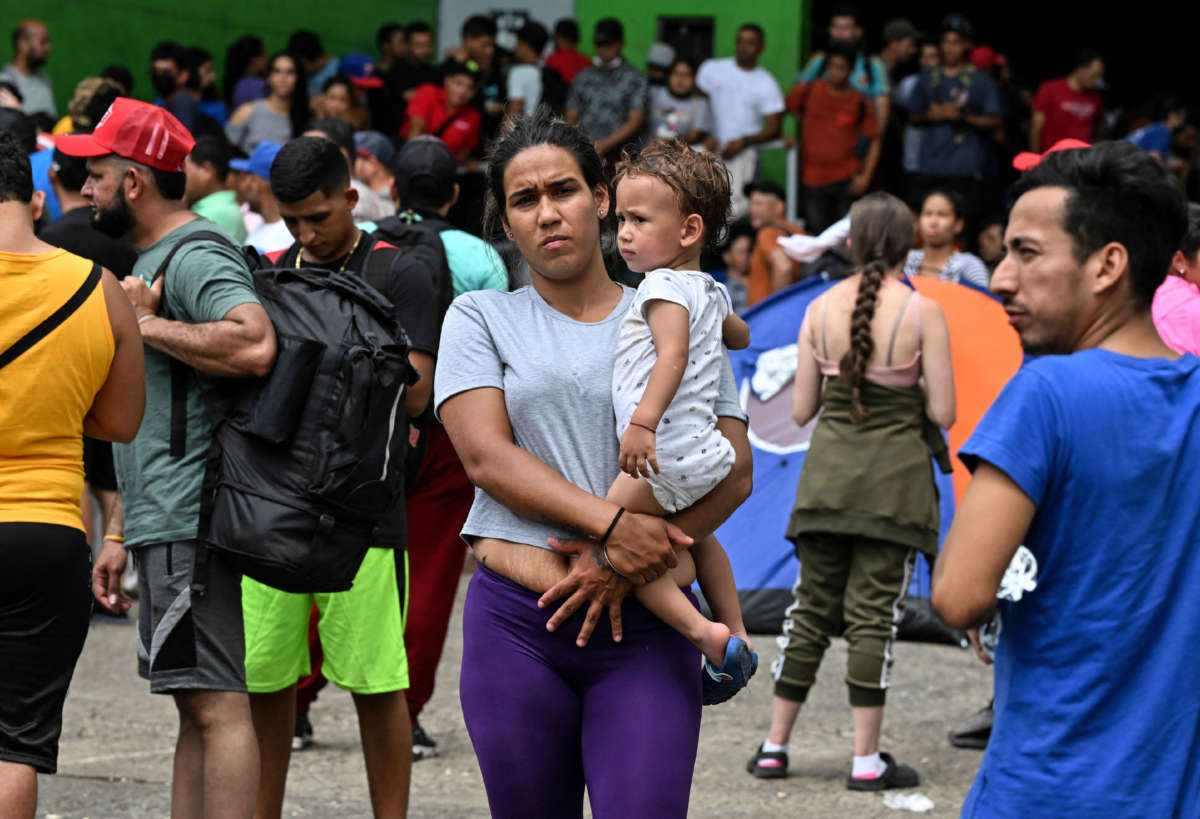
[{"xmin": 438, "ymin": 0, "xmax": 575, "ymax": 57}]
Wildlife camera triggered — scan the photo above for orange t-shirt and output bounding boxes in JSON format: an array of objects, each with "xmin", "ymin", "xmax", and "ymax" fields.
[
  {"xmin": 746, "ymin": 221, "xmax": 804, "ymax": 308},
  {"xmin": 788, "ymin": 80, "xmax": 877, "ymax": 187},
  {"xmin": 0, "ymin": 249, "xmax": 113, "ymax": 530}
]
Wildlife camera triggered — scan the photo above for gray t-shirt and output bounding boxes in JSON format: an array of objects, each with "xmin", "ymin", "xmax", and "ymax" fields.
[
  {"xmin": 434, "ymin": 284, "xmax": 746, "ymax": 550},
  {"xmin": 1, "ymin": 64, "xmax": 55, "ymax": 117}
]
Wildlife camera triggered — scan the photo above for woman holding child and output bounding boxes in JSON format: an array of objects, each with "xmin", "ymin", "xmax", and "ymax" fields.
[{"xmin": 434, "ymin": 115, "xmax": 753, "ymax": 817}]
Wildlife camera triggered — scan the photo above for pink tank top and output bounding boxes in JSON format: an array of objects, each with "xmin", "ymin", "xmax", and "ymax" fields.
[{"xmin": 809, "ymin": 290, "xmax": 922, "ymax": 387}]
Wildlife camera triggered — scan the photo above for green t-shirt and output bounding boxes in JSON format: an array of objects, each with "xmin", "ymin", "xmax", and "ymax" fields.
[
  {"xmin": 191, "ymin": 189, "xmax": 248, "ymax": 244},
  {"xmin": 114, "ymin": 218, "xmax": 259, "ymax": 548}
]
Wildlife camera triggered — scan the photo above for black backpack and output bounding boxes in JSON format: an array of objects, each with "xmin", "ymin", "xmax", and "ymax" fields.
[
  {"xmin": 154, "ymin": 231, "xmax": 417, "ymax": 593},
  {"xmin": 540, "ymin": 64, "xmax": 569, "ymax": 116},
  {"xmin": 371, "ymin": 213, "xmax": 454, "ymax": 325}
]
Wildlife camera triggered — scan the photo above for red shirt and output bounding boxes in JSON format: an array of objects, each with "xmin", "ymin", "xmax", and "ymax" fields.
[
  {"xmin": 546, "ymin": 48, "xmax": 591, "ymax": 85},
  {"xmin": 787, "ymin": 80, "xmax": 877, "ymax": 187},
  {"xmin": 401, "ymin": 83, "xmax": 481, "ymax": 157},
  {"xmin": 1033, "ymin": 78, "xmax": 1102, "ymax": 151}
]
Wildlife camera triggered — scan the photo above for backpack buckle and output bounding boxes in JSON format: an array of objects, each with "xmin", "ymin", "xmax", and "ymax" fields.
[{"xmin": 317, "ymin": 513, "xmax": 336, "ymax": 533}]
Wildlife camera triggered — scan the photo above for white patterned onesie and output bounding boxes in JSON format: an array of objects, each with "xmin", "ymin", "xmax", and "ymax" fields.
[{"xmin": 612, "ymin": 269, "xmax": 736, "ymax": 513}]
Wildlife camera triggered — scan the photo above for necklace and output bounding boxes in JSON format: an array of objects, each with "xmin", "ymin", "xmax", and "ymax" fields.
[{"xmin": 297, "ymin": 230, "xmax": 364, "ymax": 272}]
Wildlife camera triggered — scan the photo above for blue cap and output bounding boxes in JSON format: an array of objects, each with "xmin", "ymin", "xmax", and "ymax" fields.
[{"xmin": 229, "ymin": 140, "xmax": 282, "ymax": 180}]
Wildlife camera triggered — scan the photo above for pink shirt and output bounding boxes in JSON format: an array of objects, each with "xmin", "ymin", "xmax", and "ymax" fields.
[{"xmin": 1152, "ymin": 275, "xmax": 1200, "ymax": 355}]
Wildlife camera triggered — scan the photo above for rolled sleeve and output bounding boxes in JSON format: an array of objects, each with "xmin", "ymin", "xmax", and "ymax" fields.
[{"xmin": 169, "ymin": 245, "xmax": 258, "ymax": 323}]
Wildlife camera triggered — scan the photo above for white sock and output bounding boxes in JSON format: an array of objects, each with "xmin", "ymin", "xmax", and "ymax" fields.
[
  {"xmin": 851, "ymin": 752, "xmax": 885, "ymax": 778},
  {"xmin": 762, "ymin": 740, "xmax": 788, "ymax": 754}
]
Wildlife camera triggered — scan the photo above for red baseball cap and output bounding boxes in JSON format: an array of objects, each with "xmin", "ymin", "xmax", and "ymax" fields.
[
  {"xmin": 1012, "ymin": 138, "xmax": 1092, "ymax": 172},
  {"xmin": 54, "ymin": 97, "xmax": 195, "ymax": 173}
]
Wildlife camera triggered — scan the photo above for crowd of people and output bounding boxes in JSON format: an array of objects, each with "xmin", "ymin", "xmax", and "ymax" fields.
[{"xmin": 2, "ymin": 6, "xmax": 1200, "ymax": 819}]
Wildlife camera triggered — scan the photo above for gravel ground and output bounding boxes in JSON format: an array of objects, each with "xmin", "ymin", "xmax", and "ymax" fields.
[{"xmin": 38, "ymin": 569, "xmax": 991, "ymax": 818}]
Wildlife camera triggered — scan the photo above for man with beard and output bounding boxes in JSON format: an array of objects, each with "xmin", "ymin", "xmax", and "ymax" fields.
[
  {"xmin": 1, "ymin": 20, "xmax": 54, "ymax": 119},
  {"xmin": 59, "ymin": 98, "xmax": 275, "ymax": 819},
  {"xmin": 933, "ymin": 141, "xmax": 1200, "ymax": 817}
]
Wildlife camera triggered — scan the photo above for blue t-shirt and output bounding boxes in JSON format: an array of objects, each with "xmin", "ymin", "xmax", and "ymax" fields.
[
  {"xmin": 903, "ymin": 66, "xmax": 1000, "ymax": 177},
  {"xmin": 1126, "ymin": 121, "xmax": 1172, "ymax": 156},
  {"xmin": 958, "ymin": 350, "xmax": 1200, "ymax": 818}
]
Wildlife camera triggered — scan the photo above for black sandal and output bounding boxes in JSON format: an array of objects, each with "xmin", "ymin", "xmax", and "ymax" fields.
[{"xmin": 746, "ymin": 743, "xmax": 789, "ymax": 779}]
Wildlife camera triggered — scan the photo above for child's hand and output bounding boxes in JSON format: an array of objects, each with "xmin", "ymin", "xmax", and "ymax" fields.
[{"xmin": 620, "ymin": 425, "xmax": 659, "ymax": 478}]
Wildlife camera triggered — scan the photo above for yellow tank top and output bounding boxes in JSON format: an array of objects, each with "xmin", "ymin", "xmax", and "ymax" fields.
[{"xmin": 0, "ymin": 249, "xmax": 114, "ymax": 530}]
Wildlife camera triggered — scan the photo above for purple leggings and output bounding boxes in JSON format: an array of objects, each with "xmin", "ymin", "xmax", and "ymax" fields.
[{"xmin": 460, "ymin": 564, "xmax": 702, "ymax": 819}]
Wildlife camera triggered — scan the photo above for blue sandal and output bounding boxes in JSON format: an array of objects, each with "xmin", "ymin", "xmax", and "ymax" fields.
[{"xmin": 702, "ymin": 636, "xmax": 758, "ymax": 705}]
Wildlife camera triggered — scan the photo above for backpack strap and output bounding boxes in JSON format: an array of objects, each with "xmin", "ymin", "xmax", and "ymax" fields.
[
  {"xmin": 152, "ymin": 229, "xmax": 241, "ymax": 458},
  {"xmin": 0, "ymin": 262, "xmax": 102, "ymax": 371},
  {"xmin": 432, "ymin": 111, "xmax": 466, "ymax": 139}
]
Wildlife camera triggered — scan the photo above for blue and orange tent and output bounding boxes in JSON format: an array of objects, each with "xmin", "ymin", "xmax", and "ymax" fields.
[{"xmin": 717, "ymin": 274, "xmax": 1022, "ymax": 638}]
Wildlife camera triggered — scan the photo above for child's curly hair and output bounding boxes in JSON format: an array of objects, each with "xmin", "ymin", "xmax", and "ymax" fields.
[{"xmin": 612, "ymin": 138, "xmax": 732, "ymax": 248}]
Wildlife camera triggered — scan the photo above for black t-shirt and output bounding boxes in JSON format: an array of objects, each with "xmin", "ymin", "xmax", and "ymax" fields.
[
  {"xmin": 41, "ymin": 206, "xmax": 139, "ymax": 278},
  {"xmin": 269, "ymin": 232, "xmax": 440, "ymax": 547}
]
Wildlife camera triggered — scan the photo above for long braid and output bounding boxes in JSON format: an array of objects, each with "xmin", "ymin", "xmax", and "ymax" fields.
[{"xmin": 838, "ymin": 259, "xmax": 887, "ymax": 423}]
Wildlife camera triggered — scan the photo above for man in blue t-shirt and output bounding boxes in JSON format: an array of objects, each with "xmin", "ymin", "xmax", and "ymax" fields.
[{"xmin": 932, "ymin": 141, "xmax": 1199, "ymax": 818}]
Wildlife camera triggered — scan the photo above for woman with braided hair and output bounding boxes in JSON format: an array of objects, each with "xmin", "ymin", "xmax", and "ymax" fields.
[{"xmin": 747, "ymin": 192, "xmax": 956, "ymax": 790}]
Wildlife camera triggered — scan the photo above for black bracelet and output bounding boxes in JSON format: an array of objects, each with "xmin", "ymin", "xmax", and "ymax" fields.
[
  {"xmin": 598, "ymin": 507, "xmax": 630, "ymax": 580},
  {"xmin": 600, "ymin": 507, "xmax": 625, "ymax": 546}
]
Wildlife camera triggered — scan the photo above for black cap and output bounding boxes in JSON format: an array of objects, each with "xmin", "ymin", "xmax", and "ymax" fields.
[
  {"xmin": 594, "ymin": 18, "xmax": 623, "ymax": 46},
  {"xmin": 743, "ymin": 180, "xmax": 786, "ymax": 202},
  {"xmin": 941, "ymin": 13, "xmax": 974, "ymax": 40},
  {"xmin": 393, "ymin": 136, "xmax": 458, "ymax": 206}
]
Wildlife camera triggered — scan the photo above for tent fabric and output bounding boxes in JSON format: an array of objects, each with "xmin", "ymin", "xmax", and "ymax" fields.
[{"xmin": 717, "ymin": 274, "xmax": 1021, "ymax": 639}]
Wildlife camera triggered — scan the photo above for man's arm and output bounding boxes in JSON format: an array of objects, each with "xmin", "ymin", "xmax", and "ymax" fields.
[
  {"xmin": 874, "ymin": 94, "xmax": 891, "ymax": 136},
  {"xmin": 768, "ymin": 245, "xmax": 795, "ymax": 294},
  {"xmin": 136, "ymin": 301, "xmax": 276, "ymax": 377},
  {"xmin": 406, "ymin": 350, "xmax": 435, "ymax": 417},
  {"xmin": 595, "ymin": 108, "xmax": 646, "ymax": 157},
  {"xmin": 931, "ymin": 462, "xmax": 1035, "ymax": 628},
  {"xmin": 964, "ymin": 112, "xmax": 1001, "ymax": 132},
  {"xmin": 723, "ymin": 112, "xmax": 783, "ymax": 159},
  {"xmin": 122, "ymin": 273, "xmax": 274, "ymax": 377},
  {"xmin": 1029, "ymin": 110, "xmax": 1046, "ymax": 152}
]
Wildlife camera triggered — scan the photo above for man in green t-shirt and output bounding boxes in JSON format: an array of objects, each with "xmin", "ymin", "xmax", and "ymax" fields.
[
  {"xmin": 184, "ymin": 134, "xmax": 248, "ymax": 243},
  {"xmin": 59, "ymin": 98, "xmax": 275, "ymax": 819}
]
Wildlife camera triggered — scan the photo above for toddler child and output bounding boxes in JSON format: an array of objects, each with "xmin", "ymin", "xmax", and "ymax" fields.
[{"xmin": 609, "ymin": 137, "xmax": 756, "ymax": 703}]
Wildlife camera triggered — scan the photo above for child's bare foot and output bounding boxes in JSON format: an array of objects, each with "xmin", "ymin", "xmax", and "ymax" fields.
[
  {"xmin": 699, "ymin": 621, "xmax": 733, "ymax": 668},
  {"xmin": 732, "ymin": 629, "xmax": 754, "ymax": 652}
]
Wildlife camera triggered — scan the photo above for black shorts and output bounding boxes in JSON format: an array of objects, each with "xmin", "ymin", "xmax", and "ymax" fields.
[{"xmin": 0, "ymin": 522, "xmax": 93, "ymax": 773}]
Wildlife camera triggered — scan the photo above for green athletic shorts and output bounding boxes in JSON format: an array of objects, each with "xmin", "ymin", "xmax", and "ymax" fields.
[{"xmin": 242, "ymin": 547, "xmax": 409, "ymax": 695}]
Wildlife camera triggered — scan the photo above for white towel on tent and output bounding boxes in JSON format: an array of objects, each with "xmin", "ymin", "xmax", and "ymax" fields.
[
  {"xmin": 751, "ymin": 344, "xmax": 798, "ymax": 402},
  {"xmin": 778, "ymin": 216, "xmax": 851, "ymax": 263}
]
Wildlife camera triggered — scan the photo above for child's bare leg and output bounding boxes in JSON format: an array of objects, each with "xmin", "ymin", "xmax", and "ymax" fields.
[
  {"xmin": 607, "ymin": 473, "xmax": 732, "ymax": 666},
  {"xmin": 637, "ymin": 560, "xmax": 733, "ymax": 667},
  {"xmin": 690, "ymin": 534, "xmax": 749, "ymax": 643}
]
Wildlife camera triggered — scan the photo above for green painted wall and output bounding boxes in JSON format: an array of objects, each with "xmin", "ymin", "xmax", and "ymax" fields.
[
  {"xmin": 574, "ymin": 0, "xmax": 811, "ymax": 185},
  {"xmin": 0, "ymin": 0, "xmax": 439, "ymax": 113}
]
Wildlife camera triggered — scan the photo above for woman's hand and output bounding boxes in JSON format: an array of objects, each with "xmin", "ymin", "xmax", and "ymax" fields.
[
  {"xmin": 539, "ymin": 539, "xmax": 633, "ymax": 646},
  {"xmin": 92, "ymin": 538, "xmax": 132, "ymax": 614},
  {"xmin": 619, "ymin": 425, "xmax": 658, "ymax": 478}
]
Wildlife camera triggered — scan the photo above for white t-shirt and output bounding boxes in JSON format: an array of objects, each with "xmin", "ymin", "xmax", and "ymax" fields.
[
  {"xmin": 246, "ymin": 219, "xmax": 294, "ymax": 255},
  {"xmin": 507, "ymin": 64, "xmax": 542, "ymax": 112},
  {"xmin": 695, "ymin": 57, "xmax": 785, "ymax": 145},
  {"xmin": 612, "ymin": 269, "xmax": 735, "ymax": 511}
]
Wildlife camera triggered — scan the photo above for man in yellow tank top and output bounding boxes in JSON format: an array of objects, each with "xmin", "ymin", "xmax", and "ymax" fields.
[
  {"xmin": 58, "ymin": 98, "xmax": 276, "ymax": 819},
  {"xmin": 0, "ymin": 131, "xmax": 144, "ymax": 819}
]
